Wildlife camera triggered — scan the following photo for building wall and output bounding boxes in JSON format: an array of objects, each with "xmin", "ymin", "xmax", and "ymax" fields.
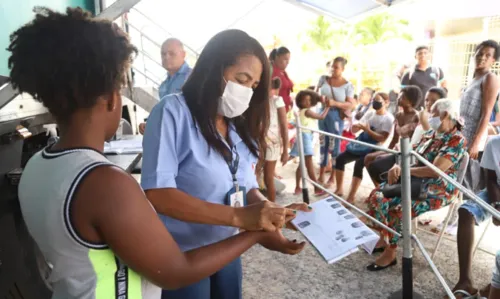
[{"xmin": 0, "ymin": 0, "xmax": 95, "ymax": 76}]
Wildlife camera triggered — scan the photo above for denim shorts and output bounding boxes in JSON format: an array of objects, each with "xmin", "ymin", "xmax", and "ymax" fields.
[
  {"xmin": 493, "ymin": 251, "xmax": 500, "ymax": 289},
  {"xmin": 290, "ymin": 132, "xmax": 314, "ymax": 157},
  {"xmin": 459, "ymin": 189, "xmax": 491, "ymax": 225}
]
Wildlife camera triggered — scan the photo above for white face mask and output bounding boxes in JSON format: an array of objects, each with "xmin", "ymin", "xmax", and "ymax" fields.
[
  {"xmin": 217, "ymin": 80, "xmax": 254, "ymax": 118},
  {"xmin": 429, "ymin": 116, "xmax": 441, "ymax": 131}
]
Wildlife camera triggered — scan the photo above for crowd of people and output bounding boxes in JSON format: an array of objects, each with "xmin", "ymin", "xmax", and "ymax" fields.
[
  {"xmin": 9, "ymin": 6, "xmax": 500, "ymax": 299},
  {"xmin": 263, "ymin": 39, "xmax": 500, "ymax": 298}
]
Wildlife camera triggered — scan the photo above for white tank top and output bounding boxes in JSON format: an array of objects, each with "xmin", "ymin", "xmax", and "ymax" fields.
[{"xmin": 18, "ymin": 147, "xmax": 160, "ymax": 299}]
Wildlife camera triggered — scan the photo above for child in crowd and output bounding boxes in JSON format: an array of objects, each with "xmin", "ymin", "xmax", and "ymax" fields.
[
  {"xmin": 334, "ymin": 92, "xmax": 394, "ymax": 204},
  {"xmin": 388, "ymin": 85, "xmax": 421, "ymax": 148},
  {"xmin": 354, "ymin": 87, "xmax": 376, "ymax": 121},
  {"xmin": 340, "ymin": 87, "xmax": 375, "ymax": 154},
  {"xmin": 261, "ymin": 78, "xmax": 289, "ymax": 202},
  {"xmin": 289, "ymin": 90, "xmax": 329, "ymax": 196},
  {"xmin": 366, "ymin": 87, "xmax": 446, "ymax": 187},
  {"xmin": 363, "ymin": 85, "xmax": 422, "ymax": 169}
]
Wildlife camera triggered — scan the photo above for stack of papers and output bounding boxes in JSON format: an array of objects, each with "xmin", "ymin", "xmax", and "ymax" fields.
[
  {"xmin": 104, "ymin": 135, "xmax": 143, "ymax": 154},
  {"xmin": 292, "ymin": 196, "xmax": 379, "ymax": 264}
]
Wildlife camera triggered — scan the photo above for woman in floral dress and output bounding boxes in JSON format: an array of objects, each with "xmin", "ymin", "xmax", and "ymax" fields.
[{"xmin": 365, "ymin": 98, "xmax": 467, "ymax": 271}]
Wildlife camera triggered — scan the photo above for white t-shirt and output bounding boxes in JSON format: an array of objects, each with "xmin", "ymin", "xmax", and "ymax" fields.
[
  {"xmin": 359, "ymin": 110, "xmax": 394, "ymax": 135},
  {"xmin": 480, "ymin": 135, "xmax": 500, "ymax": 186},
  {"xmin": 268, "ymin": 95, "xmax": 286, "ymax": 144}
]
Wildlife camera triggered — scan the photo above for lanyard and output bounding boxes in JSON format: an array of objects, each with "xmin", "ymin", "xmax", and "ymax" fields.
[{"xmin": 225, "ymin": 148, "xmax": 240, "ymax": 192}]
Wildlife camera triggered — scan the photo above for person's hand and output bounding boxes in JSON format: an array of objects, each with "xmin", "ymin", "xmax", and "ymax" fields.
[
  {"xmin": 418, "ymin": 107, "xmax": 429, "ymax": 123},
  {"xmin": 468, "ymin": 143, "xmax": 480, "ymax": 160},
  {"xmin": 138, "ymin": 122, "xmax": 146, "ymax": 135},
  {"xmin": 493, "ymin": 205, "xmax": 500, "ymax": 226},
  {"xmin": 387, "ymin": 165, "xmax": 401, "ymax": 185},
  {"xmin": 233, "ymin": 201, "xmax": 295, "ymax": 232},
  {"xmin": 284, "ymin": 203, "xmax": 312, "ymax": 230},
  {"xmin": 320, "ymin": 95, "xmax": 327, "ymax": 104},
  {"xmin": 356, "ymin": 121, "xmax": 369, "ymax": 132},
  {"xmin": 258, "ymin": 230, "xmax": 306, "ymax": 255},
  {"xmin": 281, "ymin": 150, "xmax": 289, "ymax": 166},
  {"xmin": 397, "ymin": 124, "xmax": 413, "ymax": 138}
]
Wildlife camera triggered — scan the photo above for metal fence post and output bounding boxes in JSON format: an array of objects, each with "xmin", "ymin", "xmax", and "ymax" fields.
[
  {"xmin": 390, "ymin": 137, "xmax": 423, "ymax": 299},
  {"xmin": 295, "ymin": 113, "xmax": 309, "ymax": 204}
]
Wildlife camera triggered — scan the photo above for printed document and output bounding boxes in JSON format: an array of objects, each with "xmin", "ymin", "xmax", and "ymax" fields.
[{"xmin": 292, "ymin": 196, "xmax": 379, "ymax": 264}]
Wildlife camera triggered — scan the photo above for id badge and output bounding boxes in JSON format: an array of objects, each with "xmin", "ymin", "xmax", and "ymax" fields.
[{"xmin": 225, "ymin": 186, "xmax": 247, "ymax": 207}]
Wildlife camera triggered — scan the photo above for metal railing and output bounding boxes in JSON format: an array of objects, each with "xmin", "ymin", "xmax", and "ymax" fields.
[
  {"xmin": 118, "ymin": 8, "xmax": 200, "ymax": 88},
  {"xmin": 294, "ymin": 113, "xmax": 500, "ymax": 299}
]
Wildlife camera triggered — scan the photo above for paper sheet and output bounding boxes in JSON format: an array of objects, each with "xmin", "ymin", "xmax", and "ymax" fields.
[
  {"xmin": 292, "ymin": 196, "xmax": 379, "ymax": 264},
  {"xmin": 104, "ymin": 135, "xmax": 143, "ymax": 154}
]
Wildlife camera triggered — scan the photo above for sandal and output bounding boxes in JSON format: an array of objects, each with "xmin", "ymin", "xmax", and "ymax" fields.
[
  {"xmin": 366, "ymin": 259, "xmax": 397, "ymax": 271},
  {"xmin": 477, "ymin": 290, "xmax": 488, "ymax": 299},
  {"xmin": 452, "ymin": 290, "xmax": 477, "ymax": 299},
  {"xmin": 314, "ymin": 189, "xmax": 327, "ymax": 196}
]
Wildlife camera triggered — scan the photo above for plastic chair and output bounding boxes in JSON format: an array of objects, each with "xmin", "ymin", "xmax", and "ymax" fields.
[
  {"xmin": 120, "ymin": 118, "xmax": 134, "ymax": 135},
  {"xmin": 472, "ymin": 218, "xmax": 493, "ymax": 258},
  {"xmin": 415, "ymin": 152, "xmax": 469, "ymax": 259}
]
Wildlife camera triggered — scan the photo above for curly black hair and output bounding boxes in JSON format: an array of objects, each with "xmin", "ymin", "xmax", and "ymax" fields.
[
  {"xmin": 8, "ymin": 7, "xmax": 137, "ymax": 124},
  {"xmin": 295, "ymin": 90, "xmax": 320, "ymax": 109},
  {"xmin": 427, "ymin": 87, "xmax": 447, "ymax": 99},
  {"xmin": 401, "ymin": 85, "xmax": 422, "ymax": 108},
  {"xmin": 476, "ymin": 39, "xmax": 500, "ymax": 61}
]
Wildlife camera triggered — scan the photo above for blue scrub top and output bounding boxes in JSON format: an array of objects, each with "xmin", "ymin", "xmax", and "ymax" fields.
[
  {"xmin": 158, "ymin": 62, "xmax": 192, "ymax": 100},
  {"xmin": 141, "ymin": 94, "xmax": 259, "ymax": 251}
]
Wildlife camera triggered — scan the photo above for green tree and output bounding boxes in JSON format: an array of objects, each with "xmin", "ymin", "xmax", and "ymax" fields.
[
  {"xmin": 305, "ymin": 12, "xmax": 412, "ymax": 49},
  {"xmin": 352, "ymin": 12, "xmax": 413, "ymax": 45},
  {"xmin": 305, "ymin": 16, "xmax": 336, "ymax": 50}
]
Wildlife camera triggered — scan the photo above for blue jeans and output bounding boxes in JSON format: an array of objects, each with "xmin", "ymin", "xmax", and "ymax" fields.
[
  {"xmin": 319, "ymin": 108, "xmax": 344, "ymax": 167},
  {"xmin": 161, "ymin": 258, "xmax": 242, "ymax": 299},
  {"xmin": 493, "ymin": 251, "xmax": 500, "ymax": 289},
  {"xmin": 459, "ymin": 189, "xmax": 491, "ymax": 225}
]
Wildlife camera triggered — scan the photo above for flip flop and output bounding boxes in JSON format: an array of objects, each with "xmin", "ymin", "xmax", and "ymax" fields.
[
  {"xmin": 452, "ymin": 290, "xmax": 477, "ymax": 299},
  {"xmin": 372, "ymin": 247, "xmax": 386, "ymax": 254},
  {"xmin": 477, "ymin": 290, "xmax": 488, "ymax": 299},
  {"xmin": 366, "ymin": 259, "xmax": 397, "ymax": 271},
  {"xmin": 314, "ymin": 190, "xmax": 327, "ymax": 196}
]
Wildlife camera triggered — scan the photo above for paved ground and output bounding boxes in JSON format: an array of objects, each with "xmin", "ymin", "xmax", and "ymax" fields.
[
  {"xmin": 132, "ymin": 155, "xmax": 499, "ymax": 299},
  {"xmin": 241, "ymin": 161, "xmax": 499, "ymax": 299}
]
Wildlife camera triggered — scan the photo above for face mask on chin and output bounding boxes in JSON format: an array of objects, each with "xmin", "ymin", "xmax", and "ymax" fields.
[{"xmin": 217, "ymin": 79, "xmax": 254, "ymax": 118}]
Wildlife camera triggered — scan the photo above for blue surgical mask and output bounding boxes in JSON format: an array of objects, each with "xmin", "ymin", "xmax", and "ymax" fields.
[{"xmin": 429, "ymin": 117, "xmax": 441, "ymax": 131}]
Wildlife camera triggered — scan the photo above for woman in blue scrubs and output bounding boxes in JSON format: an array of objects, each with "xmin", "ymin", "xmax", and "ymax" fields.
[{"xmin": 141, "ymin": 29, "xmax": 309, "ymax": 299}]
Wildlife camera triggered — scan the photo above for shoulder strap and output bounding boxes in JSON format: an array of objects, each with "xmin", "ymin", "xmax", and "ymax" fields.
[{"xmin": 432, "ymin": 66, "xmax": 440, "ymax": 81}]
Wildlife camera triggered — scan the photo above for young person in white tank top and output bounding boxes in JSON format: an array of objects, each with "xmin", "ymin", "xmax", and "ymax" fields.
[{"xmin": 12, "ymin": 7, "xmax": 305, "ymax": 299}]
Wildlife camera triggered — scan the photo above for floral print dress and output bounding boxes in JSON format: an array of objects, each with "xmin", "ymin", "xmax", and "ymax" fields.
[{"xmin": 366, "ymin": 129, "xmax": 466, "ymax": 245}]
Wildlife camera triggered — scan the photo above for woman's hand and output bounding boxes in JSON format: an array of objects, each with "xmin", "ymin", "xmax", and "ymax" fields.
[
  {"xmin": 258, "ymin": 230, "xmax": 306, "ymax": 255},
  {"xmin": 233, "ymin": 201, "xmax": 295, "ymax": 232},
  {"xmin": 387, "ymin": 165, "xmax": 401, "ymax": 185},
  {"xmin": 418, "ymin": 107, "xmax": 429, "ymax": 121},
  {"xmin": 468, "ymin": 142, "xmax": 480, "ymax": 160},
  {"xmin": 353, "ymin": 121, "xmax": 369, "ymax": 132},
  {"xmin": 138, "ymin": 122, "xmax": 146, "ymax": 135},
  {"xmin": 284, "ymin": 203, "xmax": 312, "ymax": 230},
  {"xmin": 281, "ymin": 150, "xmax": 289, "ymax": 166}
]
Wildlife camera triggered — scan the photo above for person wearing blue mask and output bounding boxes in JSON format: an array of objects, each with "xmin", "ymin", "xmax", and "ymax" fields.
[{"xmin": 141, "ymin": 29, "xmax": 310, "ymax": 299}]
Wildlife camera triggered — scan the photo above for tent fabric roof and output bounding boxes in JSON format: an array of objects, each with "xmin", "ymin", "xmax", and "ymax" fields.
[{"xmin": 286, "ymin": 0, "xmax": 385, "ymax": 21}]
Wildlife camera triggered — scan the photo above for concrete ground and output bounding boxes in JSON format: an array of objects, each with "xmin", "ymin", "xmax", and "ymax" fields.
[{"xmin": 241, "ymin": 161, "xmax": 500, "ymax": 299}]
